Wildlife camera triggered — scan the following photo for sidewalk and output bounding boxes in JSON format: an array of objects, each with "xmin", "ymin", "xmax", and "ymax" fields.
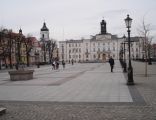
[{"xmin": 0, "ymin": 61, "xmax": 156, "ymax": 120}]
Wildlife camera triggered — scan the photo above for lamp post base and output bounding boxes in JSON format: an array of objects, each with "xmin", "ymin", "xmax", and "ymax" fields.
[
  {"xmin": 127, "ymin": 67, "xmax": 134, "ymax": 85},
  {"xmin": 127, "ymin": 82, "xmax": 134, "ymax": 85},
  {"xmin": 123, "ymin": 62, "xmax": 127, "ymax": 72}
]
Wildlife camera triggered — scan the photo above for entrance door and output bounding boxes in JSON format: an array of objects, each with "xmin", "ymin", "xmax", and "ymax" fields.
[{"xmin": 102, "ymin": 54, "xmax": 106, "ymax": 62}]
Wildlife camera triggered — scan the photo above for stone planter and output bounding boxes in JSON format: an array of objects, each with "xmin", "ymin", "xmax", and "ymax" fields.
[
  {"xmin": 0, "ymin": 107, "xmax": 6, "ymax": 115},
  {"xmin": 8, "ymin": 70, "xmax": 34, "ymax": 81}
]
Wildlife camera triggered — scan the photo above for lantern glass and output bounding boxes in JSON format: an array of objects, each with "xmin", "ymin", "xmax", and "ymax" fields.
[{"xmin": 124, "ymin": 14, "xmax": 132, "ymax": 28}]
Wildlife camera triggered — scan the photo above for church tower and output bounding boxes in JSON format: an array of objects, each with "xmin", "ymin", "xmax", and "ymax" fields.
[
  {"xmin": 40, "ymin": 22, "xmax": 49, "ymax": 41},
  {"xmin": 100, "ymin": 19, "xmax": 107, "ymax": 34}
]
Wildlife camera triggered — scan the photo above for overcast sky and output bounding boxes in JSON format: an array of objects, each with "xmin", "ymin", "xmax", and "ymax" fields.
[{"xmin": 0, "ymin": 0, "xmax": 156, "ymax": 42}]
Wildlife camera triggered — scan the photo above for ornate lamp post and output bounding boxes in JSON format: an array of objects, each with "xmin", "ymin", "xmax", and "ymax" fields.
[
  {"xmin": 16, "ymin": 28, "xmax": 22, "ymax": 70},
  {"xmin": 35, "ymin": 51, "xmax": 40, "ymax": 68},
  {"xmin": 122, "ymin": 35, "xmax": 127, "ymax": 72},
  {"xmin": 62, "ymin": 44, "xmax": 64, "ymax": 60},
  {"xmin": 124, "ymin": 14, "xmax": 134, "ymax": 85}
]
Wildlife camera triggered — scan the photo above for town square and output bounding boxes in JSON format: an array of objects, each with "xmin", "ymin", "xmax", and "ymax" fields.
[{"xmin": 0, "ymin": 0, "xmax": 156, "ymax": 119}]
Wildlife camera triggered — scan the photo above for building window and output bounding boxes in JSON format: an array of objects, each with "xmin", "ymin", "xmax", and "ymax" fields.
[
  {"xmin": 93, "ymin": 48, "xmax": 95, "ymax": 52},
  {"xmin": 98, "ymin": 54, "xmax": 100, "ymax": 59},
  {"xmin": 98, "ymin": 48, "xmax": 100, "ymax": 52},
  {"xmin": 103, "ymin": 48, "xmax": 105, "ymax": 51},
  {"xmin": 79, "ymin": 48, "xmax": 81, "ymax": 53},
  {"xmin": 86, "ymin": 49, "xmax": 88, "ymax": 53},
  {"xmin": 86, "ymin": 43, "xmax": 88, "ymax": 46},
  {"xmin": 69, "ymin": 55, "xmax": 71, "ymax": 58},
  {"xmin": 79, "ymin": 55, "xmax": 81, "ymax": 58},
  {"xmin": 94, "ymin": 55, "xmax": 96, "ymax": 59},
  {"xmin": 113, "ymin": 47, "xmax": 115, "ymax": 51},
  {"xmin": 76, "ymin": 49, "xmax": 78, "ymax": 53},
  {"xmin": 79, "ymin": 43, "xmax": 81, "ymax": 47},
  {"xmin": 93, "ymin": 43, "xmax": 95, "ymax": 46},
  {"xmin": 72, "ymin": 49, "xmax": 75, "ymax": 53},
  {"xmin": 69, "ymin": 44, "xmax": 71, "ymax": 47}
]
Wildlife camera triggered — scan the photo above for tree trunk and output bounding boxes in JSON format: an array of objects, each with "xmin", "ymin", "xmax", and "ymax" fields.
[
  {"xmin": 27, "ymin": 53, "xmax": 30, "ymax": 67},
  {"xmin": 0, "ymin": 59, "xmax": 1, "ymax": 70}
]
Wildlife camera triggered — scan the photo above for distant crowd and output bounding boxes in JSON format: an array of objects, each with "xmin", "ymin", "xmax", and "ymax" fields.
[{"xmin": 51, "ymin": 59, "xmax": 74, "ymax": 70}]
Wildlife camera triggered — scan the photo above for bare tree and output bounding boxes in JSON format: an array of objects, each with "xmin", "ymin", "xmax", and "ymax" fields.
[
  {"xmin": 0, "ymin": 29, "xmax": 12, "ymax": 69},
  {"xmin": 24, "ymin": 37, "xmax": 33, "ymax": 66},
  {"xmin": 138, "ymin": 18, "xmax": 153, "ymax": 77},
  {"xmin": 47, "ymin": 39, "xmax": 56, "ymax": 64}
]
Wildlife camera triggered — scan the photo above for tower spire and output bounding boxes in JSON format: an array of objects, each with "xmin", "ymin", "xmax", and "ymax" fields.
[
  {"xmin": 100, "ymin": 19, "xmax": 107, "ymax": 34},
  {"xmin": 40, "ymin": 22, "xmax": 49, "ymax": 41}
]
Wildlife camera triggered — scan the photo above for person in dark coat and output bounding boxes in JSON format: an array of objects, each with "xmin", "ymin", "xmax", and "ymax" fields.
[
  {"xmin": 71, "ymin": 59, "xmax": 74, "ymax": 65},
  {"xmin": 56, "ymin": 61, "xmax": 59, "ymax": 69},
  {"xmin": 109, "ymin": 56, "xmax": 115, "ymax": 72},
  {"xmin": 62, "ymin": 60, "xmax": 65, "ymax": 69}
]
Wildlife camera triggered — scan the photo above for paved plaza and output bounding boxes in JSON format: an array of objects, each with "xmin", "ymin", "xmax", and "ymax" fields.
[
  {"xmin": 0, "ymin": 61, "xmax": 132, "ymax": 102},
  {"xmin": 0, "ymin": 61, "xmax": 156, "ymax": 120}
]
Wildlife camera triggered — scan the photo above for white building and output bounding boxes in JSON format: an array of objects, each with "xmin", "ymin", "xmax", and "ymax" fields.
[
  {"xmin": 59, "ymin": 19, "xmax": 143, "ymax": 62},
  {"xmin": 39, "ymin": 22, "xmax": 59, "ymax": 63}
]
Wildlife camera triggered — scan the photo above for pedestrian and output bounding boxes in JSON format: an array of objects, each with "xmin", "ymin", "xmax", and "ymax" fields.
[
  {"xmin": 56, "ymin": 61, "xmax": 59, "ymax": 69},
  {"xmin": 62, "ymin": 60, "xmax": 65, "ymax": 69},
  {"xmin": 108, "ymin": 56, "xmax": 115, "ymax": 72},
  {"xmin": 71, "ymin": 59, "xmax": 74, "ymax": 65},
  {"xmin": 52, "ymin": 61, "xmax": 55, "ymax": 70}
]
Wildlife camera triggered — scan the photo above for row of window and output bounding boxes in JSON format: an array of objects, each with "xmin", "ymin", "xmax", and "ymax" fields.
[
  {"xmin": 86, "ymin": 42, "xmax": 116, "ymax": 46},
  {"xmin": 69, "ymin": 54, "xmax": 81, "ymax": 59},
  {"xmin": 69, "ymin": 43, "xmax": 81, "ymax": 47},
  {"xmin": 68, "ymin": 47, "xmax": 116, "ymax": 53},
  {"xmin": 68, "ymin": 42, "xmax": 116, "ymax": 47},
  {"xmin": 68, "ymin": 54, "xmax": 116, "ymax": 59}
]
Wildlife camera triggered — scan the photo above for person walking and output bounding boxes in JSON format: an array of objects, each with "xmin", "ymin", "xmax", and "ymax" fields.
[
  {"xmin": 71, "ymin": 59, "xmax": 74, "ymax": 65},
  {"xmin": 109, "ymin": 56, "xmax": 115, "ymax": 72},
  {"xmin": 62, "ymin": 60, "xmax": 65, "ymax": 69},
  {"xmin": 52, "ymin": 61, "xmax": 56, "ymax": 70},
  {"xmin": 56, "ymin": 61, "xmax": 59, "ymax": 69}
]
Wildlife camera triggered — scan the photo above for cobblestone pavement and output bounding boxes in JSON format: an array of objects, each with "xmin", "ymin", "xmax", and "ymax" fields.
[{"xmin": 0, "ymin": 61, "xmax": 156, "ymax": 120}]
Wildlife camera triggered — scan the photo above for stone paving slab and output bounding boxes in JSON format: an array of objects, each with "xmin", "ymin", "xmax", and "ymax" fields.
[{"xmin": 0, "ymin": 61, "xmax": 133, "ymax": 102}]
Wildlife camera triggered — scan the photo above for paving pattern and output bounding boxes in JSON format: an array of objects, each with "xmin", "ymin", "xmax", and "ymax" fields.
[
  {"xmin": 0, "ymin": 61, "xmax": 132, "ymax": 102},
  {"xmin": 0, "ymin": 61, "xmax": 156, "ymax": 120}
]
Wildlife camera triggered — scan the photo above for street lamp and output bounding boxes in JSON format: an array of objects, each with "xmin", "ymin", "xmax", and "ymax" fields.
[
  {"xmin": 122, "ymin": 35, "xmax": 127, "ymax": 72},
  {"xmin": 16, "ymin": 28, "xmax": 22, "ymax": 70},
  {"xmin": 35, "ymin": 51, "xmax": 40, "ymax": 68},
  {"xmin": 124, "ymin": 14, "xmax": 134, "ymax": 85},
  {"xmin": 62, "ymin": 44, "xmax": 64, "ymax": 60}
]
